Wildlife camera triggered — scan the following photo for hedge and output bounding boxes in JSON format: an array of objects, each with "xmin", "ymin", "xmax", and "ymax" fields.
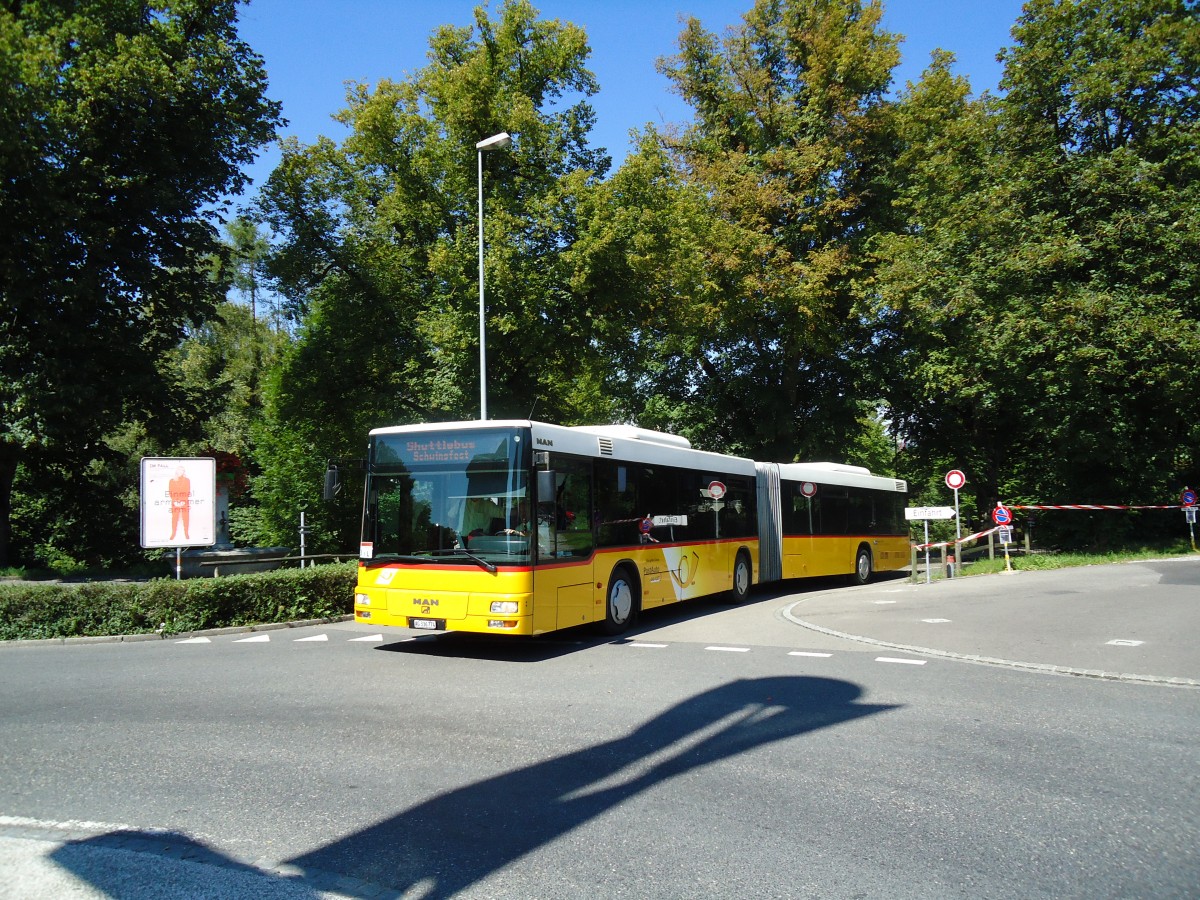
[{"xmin": 0, "ymin": 563, "xmax": 357, "ymax": 641}]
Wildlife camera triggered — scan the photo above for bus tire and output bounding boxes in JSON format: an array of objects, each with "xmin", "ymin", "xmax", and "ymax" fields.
[
  {"xmin": 602, "ymin": 565, "xmax": 638, "ymax": 635},
  {"xmin": 851, "ymin": 544, "xmax": 873, "ymax": 585},
  {"xmin": 730, "ymin": 550, "xmax": 752, "ymax": 604}
]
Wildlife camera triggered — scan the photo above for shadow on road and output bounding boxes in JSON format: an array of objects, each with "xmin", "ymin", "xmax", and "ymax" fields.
[
  {"xmin": 374, "ymin": 571, "xmax": 915, "ymax": 662},
  {"xmin": 51, "ymin": 675, "xmax": 895, "ymax": 898}
]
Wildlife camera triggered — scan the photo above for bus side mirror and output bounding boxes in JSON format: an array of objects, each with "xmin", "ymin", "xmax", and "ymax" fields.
[{"xmin": 323, "ymin": 464, "xmax": 341, "ymax": 501}]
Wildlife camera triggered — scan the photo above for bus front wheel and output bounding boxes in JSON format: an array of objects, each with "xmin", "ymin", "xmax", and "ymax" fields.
[
  {"xmin": 602, "ymin": 566, "xmax": 638, "ymax": 635},
  {"xmin": 851, "ymin": 545, "xmax": 873, "ymax": 585}
]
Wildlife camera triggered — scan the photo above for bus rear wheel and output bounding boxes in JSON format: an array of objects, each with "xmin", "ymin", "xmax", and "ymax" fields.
[
  {"xmin": 602, "ymin": 565, "xmax": 638, "ymax": 635},
  {"xmin": 851, "ymin": 545, "xmax": 873, "ymax": 585},
  {"xmin": 730, "ymin": 550, "xmax": 752, "ymax": 604}
]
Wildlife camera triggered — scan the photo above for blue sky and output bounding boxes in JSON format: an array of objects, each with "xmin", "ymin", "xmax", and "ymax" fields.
[{"xmin": 234, "ymin": 0, "xmax": 1028, "ymax": 197}]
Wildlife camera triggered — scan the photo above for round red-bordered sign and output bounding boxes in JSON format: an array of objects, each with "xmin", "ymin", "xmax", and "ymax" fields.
[
  {"xmin": 992, "ymin": 504, "xmax": 1013, "ymax": 525},
  {"xmin": 799, "ymin": 481, "xmax": 818, "ymax": 498},
  {"xmin": 945, "ymin": 469, "xmax": 966, "ymax": 490},
  {"xmin": 707, "ymin": 481, "xmax": 727, "ymax": 500},
  {"xmin": 1181, "ymin": 488, "xmax": 1197, "ymax": 507}
]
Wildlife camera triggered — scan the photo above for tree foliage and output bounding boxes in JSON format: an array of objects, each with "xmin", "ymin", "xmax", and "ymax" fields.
[
  {"xmin": 0, "ymin": 0, "xmax": 282, "ymax": 565},
  {"xmin": 870, "ymin": 0, "xmax": 1200, "ymax": 544},
  {"xmin": 251, "ymin": 0, "xmax": 611, "ymax": 548},
  {"xmin": 6, "ymin": 0, "xmax": 1198, "ymax": 566},
  {"xmin": 627, "ymin": 0, "xmax": 902, "ymax": 460}
]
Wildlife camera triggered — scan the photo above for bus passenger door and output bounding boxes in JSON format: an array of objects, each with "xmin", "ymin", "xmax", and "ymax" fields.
[{"xmin": 534, "ymin": 456, "xmax": 595, "ymax": 631}]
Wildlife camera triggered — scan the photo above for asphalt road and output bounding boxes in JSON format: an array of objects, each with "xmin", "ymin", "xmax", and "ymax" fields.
[{"xmin": 1, "ymin": 558, "xmax": 1197, "ymax": 898}]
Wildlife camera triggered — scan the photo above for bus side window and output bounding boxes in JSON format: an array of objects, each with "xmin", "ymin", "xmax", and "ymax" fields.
[{"xmin": 596, "ymin": 460, "xmax": 638, "ymax": 547}]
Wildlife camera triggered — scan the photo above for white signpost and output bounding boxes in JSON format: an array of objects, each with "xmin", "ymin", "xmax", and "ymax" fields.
[
  {"xmin": 905, "ymin": 506, "xmax": 957, "ymax": 584},
  {"xmin": 140, "ymin": 457, "xmax": 217, "ymax": 579}
]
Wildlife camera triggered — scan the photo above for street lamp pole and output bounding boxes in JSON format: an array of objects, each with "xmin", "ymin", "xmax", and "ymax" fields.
[{"xmin": 476, "ymin": 131, "xmax": 511, "ymax": 421}]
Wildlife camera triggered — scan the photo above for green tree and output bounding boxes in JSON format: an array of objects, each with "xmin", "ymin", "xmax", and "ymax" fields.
[
  {"xmin": 252, "ymin": 0, "xmax": 610, "ymax": 549},
  {"xmin": 0, "ymin": 0, "xmax": 282, "ymax": 566},
  {"xmin": 870, "ymin": 0, "xmax": 1200, "ymax": 547},
  {"xmin": 224, "ymin": 216, "xmax": 274, "ymax": 327},
  {"xmin": 171, "ymin": 301, "xmax": 292, "ymax": 459},
  {"xmin": 640, "ymin": 0, "xmax": 901, "ymax": 461}
]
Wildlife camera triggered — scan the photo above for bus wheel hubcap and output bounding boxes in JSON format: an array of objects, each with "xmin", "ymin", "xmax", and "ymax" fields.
[{"xmin": 610, "ymin": 581, "xmax": 632, "ymax": 623}]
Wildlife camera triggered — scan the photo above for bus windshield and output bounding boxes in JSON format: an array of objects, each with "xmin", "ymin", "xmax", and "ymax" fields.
[{"xmin": 361, "ymin": 427, "xmax": 531, "ymax": 566}]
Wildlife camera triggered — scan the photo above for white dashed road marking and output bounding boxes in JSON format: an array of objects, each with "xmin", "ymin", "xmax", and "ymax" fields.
[{"xmin": 160, "ymin": 632, "xmax": 938, "ymax": 670}]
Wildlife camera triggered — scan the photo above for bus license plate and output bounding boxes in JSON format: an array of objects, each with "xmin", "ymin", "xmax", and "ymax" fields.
[{"xmin": 410, "ymin": 618, "xmax": 444, "ymax": 631}]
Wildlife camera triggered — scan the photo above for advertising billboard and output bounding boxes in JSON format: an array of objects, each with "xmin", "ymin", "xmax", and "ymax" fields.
[{"xmin": 140, "ymin": 457, "xmax": 217, "ymax": 548}]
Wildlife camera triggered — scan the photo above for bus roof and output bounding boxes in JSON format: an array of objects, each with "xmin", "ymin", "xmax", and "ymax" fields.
[
  {"xmin": 366, "ymin": 421, "xmax": 903, "ymax": 488},
  {"xmin": 368, "ymin": 420, "xmax": 757, "ymax": 475},
  {"xmin": 776, "ymin": 461, "xmax": 907, "ymax": 493}
]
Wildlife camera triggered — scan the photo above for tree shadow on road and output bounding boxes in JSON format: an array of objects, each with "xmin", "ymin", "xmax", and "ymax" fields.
[{"xmin": 51, "ymin": 675, "xmax": 895, "ymax": 898}]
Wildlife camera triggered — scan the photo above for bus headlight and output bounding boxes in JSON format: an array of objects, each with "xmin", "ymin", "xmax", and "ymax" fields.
[
  {"xmin": 489, "ymin": 600, "xmax": 519, "ymax": 614},
  {"xmin": 355, "ymin": 594, "xmax": 370, "ymax": 606}
]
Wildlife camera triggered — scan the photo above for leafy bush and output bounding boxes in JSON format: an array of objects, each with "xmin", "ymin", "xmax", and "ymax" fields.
[{"xmin": 0, "ymin": 563, "xmax": 356, "ymax": 641}]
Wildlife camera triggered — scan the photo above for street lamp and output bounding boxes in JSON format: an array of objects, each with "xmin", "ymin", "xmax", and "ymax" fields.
[{"xmin": 476, "ymin": 131, "xmax": 512, "ymax": 420}]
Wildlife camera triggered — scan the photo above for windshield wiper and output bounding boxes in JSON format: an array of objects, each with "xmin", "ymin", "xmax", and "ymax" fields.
[
  {"xmin": 367, "ymin": 554, "xmax": 436, "ymax": 566},
  {"xmin": 429, "ymin": 548, "xmax": 498, "ymax": 573}
]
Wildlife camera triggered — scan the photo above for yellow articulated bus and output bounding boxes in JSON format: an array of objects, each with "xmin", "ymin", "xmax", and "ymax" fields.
[{"xmin": 346, "ymin": 420, "xmax": 907, "ymax": 637}]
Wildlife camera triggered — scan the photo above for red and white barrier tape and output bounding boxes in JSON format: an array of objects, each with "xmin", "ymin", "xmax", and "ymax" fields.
[
  {"xmin": 913, "ymin": 525, "xmax": 1001, "ymax": 552},
  {"xmin": 1010, "ymin": 504, "xmax": 1180, "ymax": 510},
  {"xmin": 911, "ymin": 502, "xmax": 1190, "ymax": 550}
]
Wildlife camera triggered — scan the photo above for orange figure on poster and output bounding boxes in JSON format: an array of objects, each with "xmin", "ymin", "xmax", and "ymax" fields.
[{"xmin": 169, "ymin": 466, "xmax": 192, "ymax": 540}]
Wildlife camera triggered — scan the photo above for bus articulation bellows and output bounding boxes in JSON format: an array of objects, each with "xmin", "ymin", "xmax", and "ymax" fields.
[{"xmin": 346, "ymin": 420, "xmax": 908, "ymax": 636}]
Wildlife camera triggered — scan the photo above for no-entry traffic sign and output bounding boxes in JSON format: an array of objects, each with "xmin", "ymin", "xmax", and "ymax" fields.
[{"xmin": 945, "ymin": 469, "xmax": 967, "ymax": 491}]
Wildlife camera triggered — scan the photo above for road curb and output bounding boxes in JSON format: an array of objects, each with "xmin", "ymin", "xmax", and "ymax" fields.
[{"xmin": 782, "ymin": 600, "xmax": 1200, "ymax": 689}]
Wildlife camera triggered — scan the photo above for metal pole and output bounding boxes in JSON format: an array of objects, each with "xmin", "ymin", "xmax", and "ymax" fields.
[
  {"xmin": 477, "ymin": 148, "xmax": 487, "ymax": 421},
  {"xmin": 300, "ymin": 511, "xmax": 306, "ymax": 569},
  {"xmin": 924, "ymin": 520, "xmax": 931, "ymax": 584},
  {"xmin": 176, "ymin": 547, "xmax": 182, "ymax": 581},
  {"xmin": 953, "ymin": 486, "xmax": 961, "ymax": 576},
  {"xmin": 473, "ymin": 132, "xmax": 511, "ymax": 422}
]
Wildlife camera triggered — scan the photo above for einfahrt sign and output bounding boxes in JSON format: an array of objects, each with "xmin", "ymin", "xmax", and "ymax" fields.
[{"xmin": 905, "ymin": 506, "xmax": 956, "ymax": 521}]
